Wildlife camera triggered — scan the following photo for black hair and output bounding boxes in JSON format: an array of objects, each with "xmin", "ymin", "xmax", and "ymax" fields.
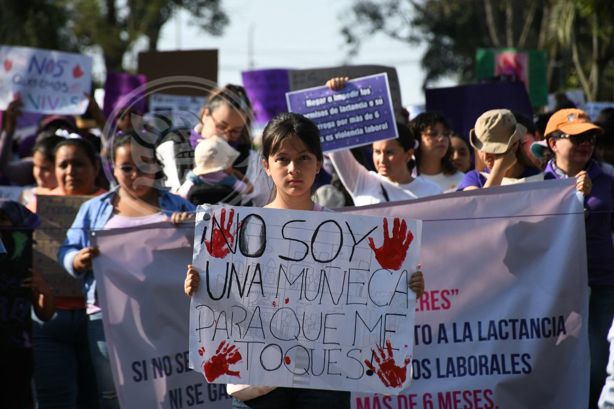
[
  {"xmin": 395, "ymin": 122, "xmax": 416, "ymax": 152},
  {"xmin": 54, "ymin": 138, "xmax": 98, "ymax": 167},
  {"xmin": 512, "ymin": 111, "xmax": 536, "ymax": 135},
  {"xmin": 410, "ymin": 112, "xmax": 449, "ymax": 135},
  {"xmin": 410, "ymin": 112, "xmax": 457, "ymax": 175},
  {"xmin": 111, "ymin": 130, "xmax": 158, "ymax": 164},
  {"xmin": 261, "ymin": 113, "xmax": 323, "ymax": 163},
  {"xmin": 534, "ymin": 113, "xmax": 552, "ymax": 137},
  {"xmin": 32, "ymin": 135, "xmax": 64, "ymax": 163}
]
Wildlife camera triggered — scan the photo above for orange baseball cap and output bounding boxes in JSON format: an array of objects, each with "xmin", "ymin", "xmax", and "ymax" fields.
[{"xmin": 544, "ymin": 108, "xmax": 603, "ymax": 138}]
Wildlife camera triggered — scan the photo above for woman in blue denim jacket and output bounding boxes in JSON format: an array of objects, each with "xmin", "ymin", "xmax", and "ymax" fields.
[{"xmin": 59, "ymin": 131, "xmax": 195, "ymax": 408}]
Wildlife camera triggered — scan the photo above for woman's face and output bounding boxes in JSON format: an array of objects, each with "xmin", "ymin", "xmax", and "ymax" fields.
[
  {"xmin": 372, "ymin": 139, "xmax": 413, "ymax": 182},
  {"xmin": 200, "ymin": 104, "xmax": 246, "ymax": 144},
  {"xmin": 450, "ymin": 136, "xmax": 471, "ymax": 172},
  {"xmin": 420, "ymin": 122, "xmax": 450, "ymax": 160},
  {"xmin": 33, "ymin": 151, "xmax": 57, "ymax": 189},
  {"xmin": 55, "ymin": 145, "xmax": 98, "ymax": 195},
  {"xmin": 549, "ymin": 133, "xmax": 595, "ymax": 172},
  {"xmin": 263, "ymin": 135, "xmax": 321, "ymax": 200},
  {"xmin": 113, "ymin": 144, "xmax": 158, "ymax": 198}
]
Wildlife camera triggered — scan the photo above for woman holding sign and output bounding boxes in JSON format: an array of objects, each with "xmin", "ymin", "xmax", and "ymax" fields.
[
  {"xmin": 324, "ymin": 77, "xmax": 442, "ymax": 205},
  {"xmin": 541, "ymin": 108, "xmax": 614, "ymax": 408},
  {"xmin": 184, "ymin": 112, "xmax": 425, "ymax": 408},
  {"xmin": 31, "ymin": 137, "xmax": 105, "ymax": 409},
  {"xmin": 59, "ymin": 131, "xmax": 194, "ymax": 409}
]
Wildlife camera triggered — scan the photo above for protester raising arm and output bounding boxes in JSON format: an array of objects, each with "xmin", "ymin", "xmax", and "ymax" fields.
[
  {"xmin": 0, "ymin": 98, "xmax": 35, "ymax": 185},
  {"xmin": 325, "ymin": 77, "xmax": 441, "ymax": 205}
]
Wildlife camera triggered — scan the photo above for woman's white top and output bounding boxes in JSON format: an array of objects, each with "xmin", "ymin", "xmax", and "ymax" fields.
[
  {"xmin": 419, "ymin": 171, "xmax": 465, "ymax": 193},
  {"xmin": 328, "ymin": 149, "xmax": 442, "ymax": 206}
]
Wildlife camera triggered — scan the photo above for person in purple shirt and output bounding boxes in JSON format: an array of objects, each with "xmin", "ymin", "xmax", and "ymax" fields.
[{"xmin": 542, "ymin": 108, "xmax": 612, "ymax": 408}]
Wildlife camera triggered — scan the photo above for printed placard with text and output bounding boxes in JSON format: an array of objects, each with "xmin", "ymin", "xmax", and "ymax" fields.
[{"xmin": 286, "ymin": 73, "xmax": 398, "ymax": 152}]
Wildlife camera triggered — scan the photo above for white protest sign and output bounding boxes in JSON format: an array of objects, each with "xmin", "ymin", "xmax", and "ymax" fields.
[
  {"xmin": 345, "ymin": 179, "xmax": 589, "ymax": 409},
  {"xmin": 0, "ymin": 46, "xmax": 92, "ymax": 114},
  {"xmin": 92, "ymin": 223, "xmax": 232, "ymax": 409},
  {"xmin": 149, "ymin": 93, "xmax": 206, "ymax": 128},
  {"xmin": 189, "ymin": 205, "xmax": 422, "ymax": 393}
]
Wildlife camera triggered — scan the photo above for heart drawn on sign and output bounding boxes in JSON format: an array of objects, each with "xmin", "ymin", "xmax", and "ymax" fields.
[
  {"xmin": 3, "ymin": 59, "xmax": 12, "ymax": 72},
  {"xmin": 72, "ymin": 64, "xmax": 84, "ymax": 78}
]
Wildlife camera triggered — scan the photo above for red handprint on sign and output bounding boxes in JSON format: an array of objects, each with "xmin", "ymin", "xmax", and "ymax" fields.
[
  {"xmin": 205, "ymin": 208, "xmax": 237, "ymax": 258},
  {"xmin": 364, "ymin": 339, "xmax": 411, "ymax": 388},
  {"xmin": 368, "ymin": 217, "xmax": 413, "ymax": 270},
  {"xmin": 201, "ymin": 340, "xmax": 242, "ymax": 382}
]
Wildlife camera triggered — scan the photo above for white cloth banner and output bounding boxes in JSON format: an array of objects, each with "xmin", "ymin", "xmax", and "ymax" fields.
[
  {"xmin": 344, "ymin": 179, "xmax": 589, "ymax": 409},
  {"xmin": 188, "ymin": 206, "xmax": 422, "ymax": 393},
  {"xmin": 90, "ymin": 179, "xmax": 587, "ymax": 408},
  {"xmin": 92, "ymin": 223, "xmax": 232, "ymax": 409},
  {"xmin": 0, "ymin": 45, "xmax": 92, "ymax": 114}
]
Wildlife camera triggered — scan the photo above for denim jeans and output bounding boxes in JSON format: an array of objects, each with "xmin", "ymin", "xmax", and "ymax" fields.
[
  {"xmin": 589, "ymin": 287, "xmax": 614, "ymax": 408},
  {"xmin": 231, "ymin": 387, "xmax": 350, "ymax": 409},
  {"xmin": 88, "ymin": 311, "xmax": 120, "ymax": 409},
  {"xmin": 32, "ymin": 308, "xmax": 98, "ymax": 409}
]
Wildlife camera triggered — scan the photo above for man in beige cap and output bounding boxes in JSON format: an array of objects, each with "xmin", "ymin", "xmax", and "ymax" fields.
[{"xmin": 457, "ymin": 109, "xmax": 541, "ymax": 190}]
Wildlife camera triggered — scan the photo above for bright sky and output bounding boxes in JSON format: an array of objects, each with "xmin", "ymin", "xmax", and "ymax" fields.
[{"xmin": 156, "ymin": 0, "xmax": 435, "ymax": 106}]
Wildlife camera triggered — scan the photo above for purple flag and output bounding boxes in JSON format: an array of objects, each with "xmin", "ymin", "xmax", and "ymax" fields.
[
  {"xmin": 103, "ymin": 72, "xmax": 147, "ymax": 118},
  {"xmin": 241, "ymin": 69, "xmax": 290, "ymax": 126}
]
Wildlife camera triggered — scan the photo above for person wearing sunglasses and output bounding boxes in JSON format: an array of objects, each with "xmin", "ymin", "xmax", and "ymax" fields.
[{"xmin": 543, "ymin": 108, "xmax": 614, "ymax": 409}]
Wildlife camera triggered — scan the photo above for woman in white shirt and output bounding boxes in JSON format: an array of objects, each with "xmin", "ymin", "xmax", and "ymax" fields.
[
  {"xmin": 410, "ymin": 112, "xmax": 465, "ymax": 192},
  {"xmin": 325, "ymin": 77, "xmax": 442, "ymax": 205}
]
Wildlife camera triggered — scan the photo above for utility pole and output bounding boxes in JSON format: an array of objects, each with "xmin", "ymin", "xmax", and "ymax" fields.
[{"xmin": 248, "ymin": 24, "xmax": 255, "ymax": 69}]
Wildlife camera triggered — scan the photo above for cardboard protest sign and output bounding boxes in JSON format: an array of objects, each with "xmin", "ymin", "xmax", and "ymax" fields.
[
  {"xmin": 33, "ymin": 195, "xmax": 90, "ymax": 297},
  {"xmin": 241, "ymin": 69, "xmax": 291, "ymax": 126},
  {"xmin": 0, "ymin": 46, "xmax": 92, "ymax": 114},
  {"xmin": 92, "ymin": 223, "xmax": 232, "ymax": 409},
  {"xmin": 189, "ymin": 205, "xmax": 421, "ymax": 393},
  {"xmin": 287, "ymin": 73, "xmax": 397, "ymax": 152},
  {"xmin": 346, "ymin": 179, "xmax": 588, "ymax": 408},
  {"xmin": 138, "ymin": 50, "xmax": 218, "ymax": 97},
  {"xmin": 289, "ymin": 65, "xmax": 403, "ymax": 122},
  {"xmin": 0, "ymin": 228, "xmax": 33, "ymax": 350}
]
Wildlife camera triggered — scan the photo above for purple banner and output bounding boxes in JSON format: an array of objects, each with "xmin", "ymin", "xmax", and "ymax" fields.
[
  {"xmin": 286, "ymin": 73, "xmax": 397, "ymax": 152},
  {"xmin": 103, "ymin": 72, "xmax": 147, "ymax": 118},
  {"xmin": 425, "ymin": 82, "xmax": 532, "ymax": 141},
  {"xmin": 241, "ymin": 68, "xmax": 290, "ymax": 126}
]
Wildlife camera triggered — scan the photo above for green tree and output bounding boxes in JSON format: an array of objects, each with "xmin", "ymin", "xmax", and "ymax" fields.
[
  {"xmin": 0, "ymin": 0, "xmax": 78, "ymax": 51},
  {"xmin": 68, "ymin": 0, "xmax": 229, "ymax": 72},
  {"xmin": 341, "ymin": 0, "xmax": 614, "ymax": 101}
]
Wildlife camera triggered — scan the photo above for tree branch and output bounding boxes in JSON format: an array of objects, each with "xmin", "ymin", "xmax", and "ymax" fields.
[
  {"xmin": 518, "ymin": 1, "xmax": 537, "ymax": 48},
  {"xmin": 571, "ymin": 32, "xmax": 593, "ymax": 101},
  {"xmin": 505, "ymin": 0, "xmax": 513, "ymax": 47},
  {"xmin": 483, "ymin": 0, "xmax": 501, "ymax": 47}
]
